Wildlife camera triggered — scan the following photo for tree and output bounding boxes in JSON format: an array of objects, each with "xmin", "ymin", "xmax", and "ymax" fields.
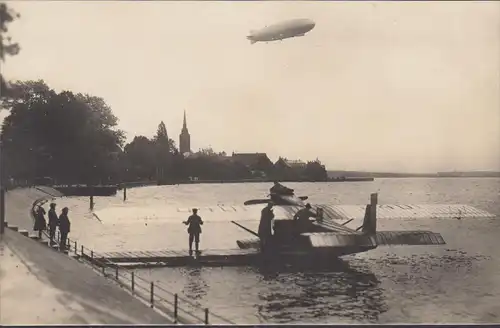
[
  {"xmin": 1, "ymin": 79, "xmax": 54, "ymax": 109},
  {"xmin": 1, "ymin": 3, "xmax": 21, "ymax": 107},
  {"xmin": 154, "ymin": 121, "xmax": 169, "ymax": 145},
  {"xmin": 153, "ymin": 121, "xmax": 174, "ymax": 182},
  {"xmin": 121, "ymin": 136, "xmax": 156, "ymax": 181},
  {"xmin": 198, "ymin": 147, "xmax": 216, "ymax": 157},
  {"xmin": 1, "ymin": 80, "xmax": 125, "ymax": 184}
]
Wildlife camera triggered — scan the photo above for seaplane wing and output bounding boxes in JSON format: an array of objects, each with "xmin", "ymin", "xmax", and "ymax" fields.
[
  {"xmin": 242, "ymin": 194, "xmax": 495, "ymax": 220},
  {"xmin": 314, "ymin": 204, "xmax": 496, "ymax": 220}
]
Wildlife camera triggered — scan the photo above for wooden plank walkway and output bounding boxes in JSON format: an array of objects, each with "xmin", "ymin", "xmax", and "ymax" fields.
[{"xmin": 92, "ymin": 248, "xmax": 260, "ymax": 267}]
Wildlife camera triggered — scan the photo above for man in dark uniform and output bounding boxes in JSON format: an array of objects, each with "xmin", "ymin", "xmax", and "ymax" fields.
[
  {"xmin": 293, "ymin": 203, "xmax": 317, "ymax": 235},
  {"xmin": 183, "ymin": 208, "xmax": 203, "ymax": 255},
  {"xmin": 48, "ymin": 203, "xmax": 59, "ymax": 245},
  {"xmin": 58, "ymin": 207, "xmax": 71, "ymax": 251},
  {"xmin": 258, "ymin": 202, "xmax": 275, "ymax": 252}
]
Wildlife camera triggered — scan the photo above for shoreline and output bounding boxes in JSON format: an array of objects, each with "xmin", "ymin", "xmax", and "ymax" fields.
[{"xmin": 25, "ymin": 175, "xmax": 500, "ymax": 196}]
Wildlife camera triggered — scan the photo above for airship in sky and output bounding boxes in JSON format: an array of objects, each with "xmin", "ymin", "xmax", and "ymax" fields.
[{"xmin": 246, "ymin": 18, "xmax": 316, "ymax": 44}]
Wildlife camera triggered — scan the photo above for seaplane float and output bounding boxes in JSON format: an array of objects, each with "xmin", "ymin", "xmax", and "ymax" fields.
[{"xmin": 228, "ymin": 186, "xmax": 496, "ymax": 259}]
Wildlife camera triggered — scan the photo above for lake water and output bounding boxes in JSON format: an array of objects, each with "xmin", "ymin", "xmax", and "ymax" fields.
[{"xmin": 52, "ymin": 178, "xmax": 500, "ymax": 324}]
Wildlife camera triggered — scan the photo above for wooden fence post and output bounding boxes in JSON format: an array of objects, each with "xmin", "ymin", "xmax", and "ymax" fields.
[
  {"xmin": 174, "ymin": 294, "xmax": 178, "ymax": 322},
  {"xmin": 131, "ymin": 272, "xmax": 135, "ymax": 294},
  {"xmin": 369, "ymin": 192, "xmax": 378, "ymax": 232},
  {"xmin": 0, "ymin": 188, "xmax": 5, "ymax": 235},
  {"xmin": 150, "ymin": 282, "xmax": 154, "ymax": 308}
]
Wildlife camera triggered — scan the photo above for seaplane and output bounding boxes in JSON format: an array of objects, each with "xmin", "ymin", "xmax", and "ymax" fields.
[
  {"xmin": 93, "ymin": 182, "xmax": 496, "ymax": 268},
  {"xmin": 228, "ymin": 183, "xmax": 495, "ymax": 259}
]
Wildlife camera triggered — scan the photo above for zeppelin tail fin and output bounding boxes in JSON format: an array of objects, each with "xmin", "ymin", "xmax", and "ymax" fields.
[{"xmin": 246, "ymin": 36, "xmax": 257, "ymax": 44}]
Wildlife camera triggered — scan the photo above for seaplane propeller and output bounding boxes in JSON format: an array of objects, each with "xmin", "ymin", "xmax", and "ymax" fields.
[{"xmin": 243, "ymin": 195, "xmax": 308, "ymax": 206}]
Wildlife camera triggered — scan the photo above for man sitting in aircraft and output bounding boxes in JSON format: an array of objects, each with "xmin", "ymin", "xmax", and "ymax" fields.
[
  {"xmin": 270, "ymin": 181, "xmax": 294, "ymax": 196},
  {"xmin": 293, "ymin": 203, "xmax": 317, "ymax": 235}
]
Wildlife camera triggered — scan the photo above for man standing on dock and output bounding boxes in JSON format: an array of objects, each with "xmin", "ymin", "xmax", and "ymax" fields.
[
  {"xmin": 183, "ymin": 208, "xmax": 203, "ymax": 256},
  {"xmin": 258, "ymin": 202, "xmax": 275, "ymax": 252}
]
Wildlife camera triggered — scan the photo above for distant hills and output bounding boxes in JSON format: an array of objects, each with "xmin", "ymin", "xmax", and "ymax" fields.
[{"xmin": 327, "ymin": 170, "xmax": 500, "ymax": 178}]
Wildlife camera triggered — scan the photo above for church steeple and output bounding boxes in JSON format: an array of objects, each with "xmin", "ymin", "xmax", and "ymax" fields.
[
  {"xmin": 179, "ymin": 110, "xmax": 191, "ymax": 154},
  {"xmin": 182, "ymin": 110, "xmax": 188, "ymax": 132}
]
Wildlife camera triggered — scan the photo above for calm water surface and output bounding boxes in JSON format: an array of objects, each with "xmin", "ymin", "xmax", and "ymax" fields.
[{"xmin": 53, "ymin": 178, "xmax": 500, "ymax": 324}]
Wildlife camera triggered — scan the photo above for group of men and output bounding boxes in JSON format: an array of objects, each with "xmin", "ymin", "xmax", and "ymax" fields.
[
  {"xmin": 258, "ymin": 181, "xmax": 318, "ymax": 251},
  {"xmin": 33, "ymin": 203, "xmax": 71, "ymax": 250}
]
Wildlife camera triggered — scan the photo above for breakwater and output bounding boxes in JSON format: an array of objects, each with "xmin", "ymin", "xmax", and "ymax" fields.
[
  {"xmin": 156, "ymin": 177, "xmax": 374, "ymax": 185},
  {"xmin": 53, "ymin": 185, "xmax": 118, "ymax": 196}
]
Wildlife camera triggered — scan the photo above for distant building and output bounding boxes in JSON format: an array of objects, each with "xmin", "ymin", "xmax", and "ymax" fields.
[
  {"xmin": 231, "ymin": 152, "xmax": 274, "ymax": 175},
  {"xmin": 274, "ymin": 157, "xmax": 307, "ymax": 170},
  {"xmin": 274, "ymin": 157, "xmax": 308, "ymax": 180},
  {"xmin": 179, "ymin": 110, "xmax": 191, "ymax": 155}
]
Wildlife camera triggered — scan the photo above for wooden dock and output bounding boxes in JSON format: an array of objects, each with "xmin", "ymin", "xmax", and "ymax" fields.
[{"xmin": 89, "ymin": 248, "xmax": 261, "ymax": 267}]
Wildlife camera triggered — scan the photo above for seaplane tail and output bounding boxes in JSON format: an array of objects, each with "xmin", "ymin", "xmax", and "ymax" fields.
[{"xmin": 360, "ymin": 202, "xmax": 377, "ymax": 235}]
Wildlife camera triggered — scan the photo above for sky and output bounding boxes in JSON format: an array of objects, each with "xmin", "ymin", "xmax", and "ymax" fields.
[{"xmin": 1, "ymin": 1, "xmax": 499, "ymax": 173}]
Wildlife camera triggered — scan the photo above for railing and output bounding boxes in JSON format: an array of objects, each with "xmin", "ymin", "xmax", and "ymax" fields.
[{"xmin": 45, "ymin": 229, "xmax": 233, "ymax": 325}]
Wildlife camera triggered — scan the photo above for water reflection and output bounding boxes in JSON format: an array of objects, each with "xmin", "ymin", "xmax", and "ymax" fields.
[
  {"xmin": 255, "ymin": 260, "xmax": 387, "ymax": 323},
  {"xmin": 181, "ymin": 268, "xmax": 208, "ymax": 301}
]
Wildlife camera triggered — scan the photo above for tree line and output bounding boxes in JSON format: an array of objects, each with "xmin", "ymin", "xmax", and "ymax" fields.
[{"xmin": 0, "ymin": 79, "xmax": 327, "ymax": 186}]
